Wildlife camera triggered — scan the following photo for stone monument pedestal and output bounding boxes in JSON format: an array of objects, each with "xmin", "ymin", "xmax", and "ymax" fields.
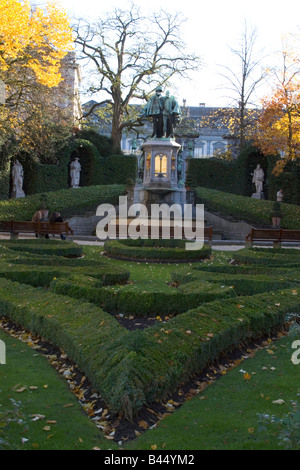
[
  {"xmin": 133, "ymin": 138, "xmax": 186, "ymax": 212},
  {"xmin": 251, "ymin": 192, "xmax": 264, "ymax": 200},
  {"xmin": 10, "ymin": 188, "xmax": 25, "ymax": 199}
]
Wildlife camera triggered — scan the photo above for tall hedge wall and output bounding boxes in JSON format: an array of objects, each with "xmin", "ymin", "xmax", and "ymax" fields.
[
  {"xmin": 186, "ymin": 145, "xmax": 268, "ymax": 197},
  {"xmin": 267, "ymin": 156, "xmax": 300, "ymax": 205},
  {"xmin": 186, "ymin": 144, "xmax": 300, "ymax": 204},
  {"xmin": 0, "ymin": 159, "xmax": 11, "ymax": 200},
  {"xmin": 17, "ymin": 139, "xmax": 137, "ymax": 195},
  {"xmin": 186, "ymin": 158, "xmax": 243, "ymax": 195}
]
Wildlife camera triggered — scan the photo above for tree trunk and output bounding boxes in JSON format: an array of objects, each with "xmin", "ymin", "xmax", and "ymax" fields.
[
  {"xmin": 287, "ymin": 108, "xmax": 293, "ymax": 160},
  {"xmin": 111, "ymin": 116, "xmax": 122, "ymax": 154},
  {"xmin": 111, "ymin": 89, "xmax": 123, "ymax": 154},
  {"xmin": 239, "ymin": 104, "xmax": 245, "ymax": 150}
]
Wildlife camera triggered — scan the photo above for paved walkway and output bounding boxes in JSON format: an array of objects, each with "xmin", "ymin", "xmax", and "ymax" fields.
[{"xmin": 1, "ymin": 233, "xmax": 299, "ymax": 250}]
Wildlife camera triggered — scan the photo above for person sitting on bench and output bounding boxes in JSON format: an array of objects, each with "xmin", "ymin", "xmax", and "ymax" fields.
[
  {"xmin": 32, "ymin": 205, "xmax": 49, "ymax": 238},
  {"xmin": 49, "ymin": 211, "xmax": 66, "ymax": 240}
]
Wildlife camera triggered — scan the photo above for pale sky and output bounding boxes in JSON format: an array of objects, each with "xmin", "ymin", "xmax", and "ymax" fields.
[{"xmin": 54, "ymin": 0, "xmax": 299, "ymax": 107}]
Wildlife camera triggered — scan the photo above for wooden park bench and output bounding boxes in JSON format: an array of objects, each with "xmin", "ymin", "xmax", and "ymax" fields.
[
  {"xmin": 0, "ymin": 220, "xmax": 73, "ymax": 239},
  {"xmin": 245, "ymin": 228, "xmax": 300, "ymax": 247}
]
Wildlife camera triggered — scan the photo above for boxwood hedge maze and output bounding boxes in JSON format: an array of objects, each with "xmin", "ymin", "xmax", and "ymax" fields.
[{"xmin": 0, "ymin": 238, "xmax": 299, "ymax": 427}]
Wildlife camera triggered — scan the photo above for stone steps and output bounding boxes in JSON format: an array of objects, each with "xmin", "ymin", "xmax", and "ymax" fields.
[{"xmin": 67, "ymin": 213, "xmax": 226, "ymax": 240}]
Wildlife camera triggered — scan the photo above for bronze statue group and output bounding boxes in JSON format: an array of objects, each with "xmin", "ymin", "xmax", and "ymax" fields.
[{"xmin": 142, "ymin": 87, "xmax": 181, "ymax": 139}]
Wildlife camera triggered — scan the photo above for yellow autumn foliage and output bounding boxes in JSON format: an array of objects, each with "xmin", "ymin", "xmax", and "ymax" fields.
[{"xmin": 0, "ymin": 0, "xmax": 74, "ymax": 87}]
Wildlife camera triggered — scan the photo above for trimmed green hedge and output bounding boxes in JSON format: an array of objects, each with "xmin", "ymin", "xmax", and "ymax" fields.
[
  {"xmin": 267, "ymin": 157, "xmax": 300, "ymax": 205},
  {"xmin": 1, "ymin": 238, "xmax": 300, "ymax": 421},
  {"xmin": 104, "ymin": 239, "xmax": 212, "ymax": 262},
  {"xmin": 0, "ymin": 158, "xmax": 11, "ymax": 200},
  {"xmin": 0, "ymin": 184, "xmax": 125, "ymax": 221},
  {"xmin": 173, "ymin": 271, "xmax": 298, "ymax": 296},
  {"xmin": 186, "ymin": 158, "xmax": 244, "ymax": 195},
  {"xmin": 0, "ymin": 239, "xmax": 83, "ymax": 257},
  {"xmin": 232, "ymin": 247, "xmax": 300, "ymax": 267},
  {"xmin": 186, "ymin": 145, "xmax": 267, "ymax": 197},
  {"xmin": 0, "ymin": 277, "xmax": 299, "ymax": 420},
  {"xmin": 50, "ymin": 278, "xmax": 236, "ymax": 316},
  {"xmin": 186, "ymin": 144, "xmax": 300, "ymax": 205},
  {"xmin": 195, "ymin": 187, "xmax": 300, "ymax": 229},
  {"xmin": 0, "ymin": 239, "xmax": 130, "ymax": 287},
  {"xmin": 0, "ymin": 262, "xmax": 130, "ymax": 288}
]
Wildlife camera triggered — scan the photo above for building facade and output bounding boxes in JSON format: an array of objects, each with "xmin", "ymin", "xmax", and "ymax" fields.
[{"xmin": 83, "ymin": 100, "xmax": 234, "ymax": 159}]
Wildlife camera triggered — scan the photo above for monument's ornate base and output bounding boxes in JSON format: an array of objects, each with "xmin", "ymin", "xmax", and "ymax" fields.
[
  {"xmin": 251, "ymin": 192, "xmax": 265, "ymax": 200},
  {"xmin": 10, "ymin": 189, "xmax": 25, "ymax": 199},
  {"xmin": 134, "ymin": 138, "xmax": 186, "ymax": 210}
]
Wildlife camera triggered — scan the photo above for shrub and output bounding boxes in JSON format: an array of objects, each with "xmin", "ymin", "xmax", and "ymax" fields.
[
  {"xmin": 195, "ymin": 187, "xmax": 300, "ymax": 229},
  {"xmin": 0, "ymin": 184, "xmax": 126, "ymax": 221},
  {"xmin": 0, "ymin": 277, "xmax": 299, "ymax": 419},
  {"xmin": 104, "ymin": 239, "xmax": 212, "ymax": 262},
  {"xmin": 50, "ymin": 278, "xmax": 236, "ymax": 316},
  {"xmin": 76, "ymin": 129, "xmax": 114, "ymax": 157},
  {"xmin": 0, "ymin": 239, "xmax": 83, "ymax": 257},
  {"xmin": 233, "ymin": 248, "xmax": 300, "ymax": 267},
  {"xmin": 1, "ymin": 237, "xmax": 300, "ymax": 421},
  {"xmin": 186, "ymin": 144, "xmax": 268, "ymax": 197}
]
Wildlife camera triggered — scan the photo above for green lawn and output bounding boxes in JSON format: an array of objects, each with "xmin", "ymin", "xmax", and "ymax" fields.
[
  {"xmin": 126, "ymin": 333, "xmax": 300, "ymax": 450},
  {"xmin": 0, "ymin": 327, "xmax": 118, "ymax": 450},
  {"xmin": 1, "ymin": 326, "xmax": 299, "ymax": 450}
]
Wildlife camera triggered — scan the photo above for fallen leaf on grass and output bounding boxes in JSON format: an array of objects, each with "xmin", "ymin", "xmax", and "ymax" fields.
[
  {"xmin": 243, "ymin": 373, "xmax": 251, "ymax": 381},
  {"xmin": 31, "ymin": 414, "xmax": 45, "ymax": 421},
  {"xmin": 138, "ymin": 420, "xmax": 149, "ymax": 429},
  {"xmin": 272, "ymin": 399, "xmax": 285, "ymax": 405}
]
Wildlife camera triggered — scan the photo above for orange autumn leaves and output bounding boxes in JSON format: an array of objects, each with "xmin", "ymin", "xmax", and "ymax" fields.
[
  {"xmin": 254, "ymin": 44, "xmax": 300, "ymax": 173},
  {"xmin": 254, "ymin": 89, "xmax": 300, "ymax": 174},
  {"xmin": 0, "ymin": 0, "xmax": 74, "ymax": 87}
]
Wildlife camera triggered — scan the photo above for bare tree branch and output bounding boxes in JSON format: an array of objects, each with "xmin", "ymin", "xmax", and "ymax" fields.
[{"xmin": 74, "ymin": 4, "xmax": 202, "ymax": 151}]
